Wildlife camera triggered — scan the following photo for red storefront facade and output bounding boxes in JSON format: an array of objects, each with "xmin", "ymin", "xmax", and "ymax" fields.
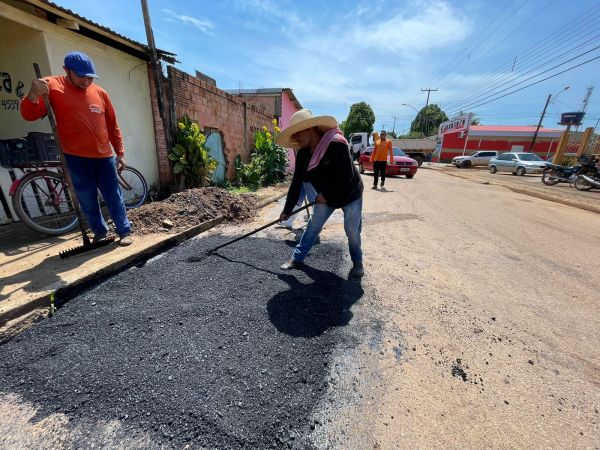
[{"xmin": 439, "ymin": 125, "xmax": 565, "ymax": 161}]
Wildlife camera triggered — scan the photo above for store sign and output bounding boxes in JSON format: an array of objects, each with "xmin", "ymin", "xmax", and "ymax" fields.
[{"xmin": 438, "ymin": 114, "xmax": 470, "ymax": 135}]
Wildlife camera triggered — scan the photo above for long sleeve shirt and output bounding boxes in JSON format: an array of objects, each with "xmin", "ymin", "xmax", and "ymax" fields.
[
  {"xmin": 370, "ymin": 138, "xmax": 393, "ymax": 164},
  {"xmin": 20, "ymin": 76, "xmax": 124, "ymax": 158},
  {"xmin": 283, "ymin": 141, "xmax": 363, "ymax": 214}
]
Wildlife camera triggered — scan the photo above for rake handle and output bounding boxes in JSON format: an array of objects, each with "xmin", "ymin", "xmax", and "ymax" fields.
[
  {"xmin": 34, "ymin": 63, "xmax": 90, "ymax": 246},
  {"xmin": 209, "ymin": 201, "xmax": 316, "ymax": 254}
]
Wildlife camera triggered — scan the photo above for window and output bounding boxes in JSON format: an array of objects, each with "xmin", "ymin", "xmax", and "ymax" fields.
[
  {"xmin": 496, "ymin": 154, "xmax": 510, "ymax": 160},
  {"xmin": 351, "ymin": 136, "xmax": 362, "ymax": 144},
  {"xmin": 392, "ymin": 148, "xmax": 406, "ymax": 157},
  {"xmin": 481, "ymin": 152, "xmax": 496, "ymax": 157},
  {"xmin": 518, "ymin": 153, "xmax": 543, "ymax": 161}
]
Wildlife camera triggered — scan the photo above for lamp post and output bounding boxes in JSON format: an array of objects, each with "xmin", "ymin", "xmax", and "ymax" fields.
[
  {"xmin": 402, "ymin": 103, "xmax": 419, "ymax": 113},
  {"xmin": 402, "ymin": 103, "xmax": 423, "ymax": 135},
  {"xmin": 529, "ymin": 86, "xmax": 569, "ymax": 151}
]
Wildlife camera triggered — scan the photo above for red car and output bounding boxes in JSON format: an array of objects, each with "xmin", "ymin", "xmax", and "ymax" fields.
[{"xmin": 358, "ymin": 147, "xmax": 418, "ymax": 179}]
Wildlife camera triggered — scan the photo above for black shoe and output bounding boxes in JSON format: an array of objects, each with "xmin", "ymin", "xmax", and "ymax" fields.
[
  {"xmin": 349, "ymin": 262, "xmax": 364, "ymax": 278},
  {"xmin": 280, "ymin": 259, "xmax": 303, "ymax": 270},
  {"xmin": 371, "ymin": 185, "xmax": 377, "ymax": 189}
]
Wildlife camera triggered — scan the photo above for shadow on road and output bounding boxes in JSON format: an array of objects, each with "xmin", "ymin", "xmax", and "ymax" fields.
[{"xmin": 269, "ymin": 267, "xmax": 363, "ymax": 338}]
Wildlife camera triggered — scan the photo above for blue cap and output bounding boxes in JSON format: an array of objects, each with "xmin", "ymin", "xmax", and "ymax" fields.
[{"xmin": 64, "ymin": 51, "xmax": 98, "ymax": 78}]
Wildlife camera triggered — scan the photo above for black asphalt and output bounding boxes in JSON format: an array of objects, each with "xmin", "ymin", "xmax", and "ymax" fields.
[{"xmin": 0, "ymin": 234, "xmax": 364, "ymax": 449}]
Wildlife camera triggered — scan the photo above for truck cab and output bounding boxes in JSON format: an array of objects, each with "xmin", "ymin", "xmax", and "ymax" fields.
[{"xmin": 348, "ymin": 132, "xmax": 371, "ymax": 160}]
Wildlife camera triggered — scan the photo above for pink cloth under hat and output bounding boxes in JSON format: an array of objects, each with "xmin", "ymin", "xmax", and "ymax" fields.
[{"xmin": 307, "ymin": 128, "xmax": 348, "ymax": 171}]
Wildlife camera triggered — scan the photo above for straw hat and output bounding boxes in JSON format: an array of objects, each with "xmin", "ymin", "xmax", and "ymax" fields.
[{"xmin": 275, "ymin": 109, "xmax": 338, "ymax": 148}]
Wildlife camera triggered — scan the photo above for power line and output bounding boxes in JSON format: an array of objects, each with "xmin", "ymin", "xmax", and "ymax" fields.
[
  {"xmin": 446, "ymin": 34, "xmax": 600, "ymax": 113},
  {"xmin": 448, "ymin": 45, "xmax": 600, "ymax": 115},
  {"xmin": 431, "ymin": 0, "xmax": 561, "ymax": 90},
  {"xmin": 441, "ymin": 3, "xmax": 600, "ymax": 106},
  {"xmin": 443, "ymin": 15, "xmax": 600, "ymax": 107},
  {"xmin": 427, "ymin": 0, "xmax": 520, "ymax": 87},
  {"xmin": 448, "ymin": 54, "xmax": 600, "ymax": 112}
]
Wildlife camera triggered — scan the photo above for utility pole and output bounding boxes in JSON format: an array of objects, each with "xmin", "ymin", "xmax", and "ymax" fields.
[
  {"xmin": 529, "ymin": 94, "xmax": 552, "ymax": 151},
  {"xmin": 421, "ymin": 88, "xmax": 438, "ymax": 108},
  {"xmin": 530, "ymin": 86, "xmax": 570, "ymax": 151},
  {"xmin": 421, "ymin": 88, "xmax": 438, "ymax": 136},
  {"xmin": 141, "ymin": 0, "xmax": 165, "ymax": 119},
  {"xmin": 575, "ymin": 86, "xmax": 594, "ymax": 132},
  {"xmin": 392, "ymin": 116, "xmax": 396, "ymax": 133}
]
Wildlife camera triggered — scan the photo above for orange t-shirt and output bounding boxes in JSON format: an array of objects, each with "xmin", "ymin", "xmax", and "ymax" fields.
[
  {"xmin": 370, "ymin": 138, "xmax": 393, "ymax": 163},
  {"xmin": 20, "ymin": 76, "xmax": 124, "ymax": 158}
]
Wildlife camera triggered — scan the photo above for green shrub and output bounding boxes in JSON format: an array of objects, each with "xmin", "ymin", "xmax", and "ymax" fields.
[
  {"xmin": 169, "ymin": 115, "xmax": 217, "ymax": 189},
  {"xmin": 236, "ymin": 120, "xmax": 288, "ymax": 189}
]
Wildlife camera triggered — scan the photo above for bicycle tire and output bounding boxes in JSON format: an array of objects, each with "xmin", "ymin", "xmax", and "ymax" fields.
[
  {"xmin": 12, "ymin": 170, "xmax": 79, "ymax": 235},
  {"xmin": 118, "ymin": 166, "xmax": 148, "ymax": 209}
]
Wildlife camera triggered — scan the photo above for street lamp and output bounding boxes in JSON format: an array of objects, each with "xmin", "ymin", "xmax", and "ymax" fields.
[
  {"xmin": 529, "ymin": 86, "xmax": 569, "ymax": 151},
  {"xmin": 402, "ymin": 103, "xmax": 424, "ymax": 135},
  {"xmin": 402, "ymin": 103, "xmax": 420, "ymax": 113}
]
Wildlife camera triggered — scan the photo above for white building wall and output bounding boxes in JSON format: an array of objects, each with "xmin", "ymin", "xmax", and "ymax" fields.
[{"xmin": 0, "ymin": 3, "xmax": 158, "ymax": 224}]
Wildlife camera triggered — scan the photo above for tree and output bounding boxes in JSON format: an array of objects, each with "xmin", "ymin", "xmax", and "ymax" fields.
[
  {"xmin": 459, "ymin": 111, "xmax": 480, "ymax": 125},
  {"xmin": 397, "ymin": 131, "xmax": 425, "ymax": 139},
  {"xmin": 343, "ymin": 102, "xmax": 375, "ymax": 138},
  {"xmin": 338, "ymin": 120, "xmax": 347, "ymax": 134},
  {"xmin": 410, "ymin": 104, "xmax": 449, "ymax": 137},
  {"xmin": 387, "ymin": 130, "xmax": 398, "ymax": 139}
]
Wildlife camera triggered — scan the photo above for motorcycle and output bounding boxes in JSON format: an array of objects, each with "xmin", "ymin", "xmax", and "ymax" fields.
[
  {"xmin": 573, "ymin": 155, "xmax": 600, "ymax": 191},
  {"xmin": 542, "ymin": 160, "xmax": 584, "ymax": 186}
]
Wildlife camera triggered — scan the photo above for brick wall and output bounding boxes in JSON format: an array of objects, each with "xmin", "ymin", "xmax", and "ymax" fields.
[
  {"xmin": 166, "ymin": 66, "xmax": 275, "ymax": 179},
  {"xmin": 147, "ymin": 65, "xmax": 172, "ymax": 190}
]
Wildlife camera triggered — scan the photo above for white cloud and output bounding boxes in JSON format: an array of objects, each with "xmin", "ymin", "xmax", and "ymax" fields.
[
  {"xmin": 350, "ymin": 1, "xmax": 470, "ymax": 54},
  {"xmin": 162, "ymin": 9, "xmax": 215, "ymax": 35},
  {"xmin": 242, "ymin": 0, "xmax": 473, "ymax": 111}
]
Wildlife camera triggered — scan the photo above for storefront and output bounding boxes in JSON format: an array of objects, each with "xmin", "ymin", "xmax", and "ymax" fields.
[{"xmin": 438, "ymin": 125, "xmax": 564, "ymax": 162}]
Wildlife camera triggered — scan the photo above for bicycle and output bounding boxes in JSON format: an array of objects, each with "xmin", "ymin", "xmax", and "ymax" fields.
[{"xmin": 9, "ymin": 160, "xmax": 148, "ymax": 235}]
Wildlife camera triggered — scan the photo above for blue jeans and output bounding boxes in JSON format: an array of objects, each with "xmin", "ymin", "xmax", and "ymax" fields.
[
  {"xmin": 64, "ymin": 154, "xmax": 131, "ymax": 237},
  {"xmin": 292, "ymin": 197, "xmax": 362, "ymax": 264}
]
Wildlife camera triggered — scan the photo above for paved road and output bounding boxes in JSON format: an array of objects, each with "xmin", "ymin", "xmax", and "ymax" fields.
[{"xmin": 0, "ymin": 169, "xmax": 598, "ymax": 448}]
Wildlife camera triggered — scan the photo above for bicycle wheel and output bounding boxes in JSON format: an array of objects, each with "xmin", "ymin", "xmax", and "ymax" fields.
[
  {"xmin": 118, "ymin": 166, "xmax": 148, "ymax": 209},
  {"xmin": 12, "ymin": 170, "xmax": 79, "ymax": 235}
]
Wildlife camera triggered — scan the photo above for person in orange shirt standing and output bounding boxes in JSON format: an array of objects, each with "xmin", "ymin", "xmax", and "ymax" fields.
[
  {"xmin": 21, "ymin": 52, "xmax": 132, "ymax": 246},
  {"xmin": 369, "ymin": 130, "xmax": 393, "ymax": 189}
]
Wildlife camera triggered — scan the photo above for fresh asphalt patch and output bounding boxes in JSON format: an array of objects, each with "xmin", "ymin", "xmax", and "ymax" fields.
[{"xmin": 0, "ymin": 234, "xmax": 364, "ymax": 449}]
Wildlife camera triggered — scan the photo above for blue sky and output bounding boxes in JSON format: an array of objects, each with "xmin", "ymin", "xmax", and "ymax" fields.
[{"xmin": 58, "ymin": 0, "xmax": 599, "ymax": 134}]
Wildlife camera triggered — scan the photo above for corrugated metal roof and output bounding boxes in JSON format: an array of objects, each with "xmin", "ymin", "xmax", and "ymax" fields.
[
  {"xmin": 225, "ymin": 87, "xmax": 302, "ymax": 109},
  {"xmin": 470, "ymin": 125, "xmax": 563, "ymax": 133},
  {"xmin": 18, "ymin": 0, "xmax": 176, "ymax": 63}
]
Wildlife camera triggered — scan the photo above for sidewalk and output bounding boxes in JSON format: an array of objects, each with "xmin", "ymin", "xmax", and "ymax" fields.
[
  {"xmin": 0, "ymin": 185, "xmax": 288, "ymax": 341},
  {"xmin": 424, "ymin": 164, "xmax": 600, "ymax": 214}
]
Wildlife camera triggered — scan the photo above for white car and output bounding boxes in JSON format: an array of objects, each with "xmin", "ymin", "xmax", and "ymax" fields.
[{"xmin": 452, "ymin": 151, "xmax": 499, "ymax": 168}]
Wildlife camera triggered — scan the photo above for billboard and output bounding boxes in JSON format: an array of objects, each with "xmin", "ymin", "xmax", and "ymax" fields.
[
  {"xmin": 438, "ymin": 114, "xmax": 471, "ymax": 136},
  {"xmin": 559, "ymin": 112, "xmax": 585, "ymax": 126}
]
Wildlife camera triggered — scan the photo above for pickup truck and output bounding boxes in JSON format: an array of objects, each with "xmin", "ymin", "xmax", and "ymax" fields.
[{"xmin": 347, "ymin": 132, "xmax": 433, "ymax": 166}]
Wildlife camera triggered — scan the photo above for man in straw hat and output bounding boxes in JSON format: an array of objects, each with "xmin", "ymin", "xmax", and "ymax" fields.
[{"xmin": 276, "ymin": 109, "xmax": 364, "ymax": 278}]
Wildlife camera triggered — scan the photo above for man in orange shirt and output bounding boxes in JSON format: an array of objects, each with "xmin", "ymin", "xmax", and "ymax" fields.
[
  {"xmin": 369, "ymin": 130, "xmax": 393, "ymax": 189},
  {"xmin": 21, "ymin": 52, "xmax": 132, "ymax": 246}
]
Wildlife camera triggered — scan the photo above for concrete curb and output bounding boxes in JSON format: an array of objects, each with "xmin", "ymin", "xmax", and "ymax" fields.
[
  {"xmin": 0, "ymin": 189, "xmax": 288, "ymax": 342},
  {"xmin": 441, "ymin": 171, "xmax": 600, "ymax": 214}
]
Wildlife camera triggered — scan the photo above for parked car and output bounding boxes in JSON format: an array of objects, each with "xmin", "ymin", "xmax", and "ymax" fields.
[
  {"xmin": 452, "ymin": 151, "xmax": 499, "ymax": 168},
  {"xmin": 488, "ymin": 152, "xmax": 547, "ymax": 176},
  {"xmin": 358, "ymin": 147, "xmax": 418, "ymax": 179}
]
